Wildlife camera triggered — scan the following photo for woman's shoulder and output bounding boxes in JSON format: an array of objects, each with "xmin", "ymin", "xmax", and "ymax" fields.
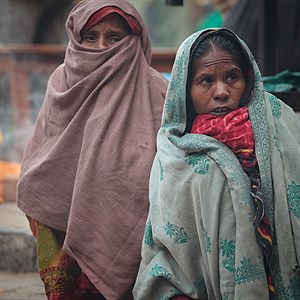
[
  {"xmin": 149, "ymin": 67, "xmax": 169, "ymax": 84},
  {"xmin": 149, "ymin": 67, "xmax": 169, "ymax": 95}
]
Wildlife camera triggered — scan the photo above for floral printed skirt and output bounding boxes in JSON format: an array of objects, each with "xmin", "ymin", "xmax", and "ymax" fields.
[{"xmin": 28, "ymin": 217, "xmax": 105, "ymax": 300}]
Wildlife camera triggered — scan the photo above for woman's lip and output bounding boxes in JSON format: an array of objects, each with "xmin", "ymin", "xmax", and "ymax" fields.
[
  {"xmin": 212, "ymin": 106, "xmax": 230, "ymax": 112},
  {"xmin": 210, "ymin": 107, "xmax": 232, "ymax": 116}
]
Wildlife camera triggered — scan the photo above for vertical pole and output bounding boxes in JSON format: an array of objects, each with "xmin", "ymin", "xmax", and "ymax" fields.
[
  {"xmin": 264, "ymin": 0, "xmax": 277, "ymax": 75},
  {"xmin": 165, "ymin": 0, "xmax": 183, "ymax": 6}
]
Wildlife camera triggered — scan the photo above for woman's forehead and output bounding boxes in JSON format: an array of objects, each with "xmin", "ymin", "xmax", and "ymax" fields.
[{"xmin": 194, "ymin": 49, "xmax": 239, "ymax": 68}]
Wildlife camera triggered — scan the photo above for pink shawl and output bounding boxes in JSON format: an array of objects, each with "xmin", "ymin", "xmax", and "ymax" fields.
[{"xmin": 17, "ymin": 0, "xmax": 168, "ymax": 298}]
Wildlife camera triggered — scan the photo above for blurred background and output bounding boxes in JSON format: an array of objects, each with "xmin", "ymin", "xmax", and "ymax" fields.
[{"xmin": 0, "ymin": 0, "xmax": 300, "ymax": 204}]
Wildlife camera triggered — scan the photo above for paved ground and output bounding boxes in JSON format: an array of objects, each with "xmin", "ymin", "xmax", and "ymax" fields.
[
  {"xmin": 0, "ymin": 202, "xmax": 31, "ymax": 234},
  {"xmin": 0, "ymin": 202, "xmax": 47, "ymax": 300},
  {"xmin": 0, "ymin": 271, "xmax": 46, "ymax": 300},
  {"xmin": 0, "ymin": 202, "xmax": 37, "ymax": 273}
]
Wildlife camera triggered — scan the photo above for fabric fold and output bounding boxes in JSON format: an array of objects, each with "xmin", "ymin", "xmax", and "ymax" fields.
[
  {"xmin": 133, "ymin": 29, "xmax": 300, "ymax": 299},
  {"xmin": 17, "ymin": 0, "xmax": 168, "ymax": 298}
]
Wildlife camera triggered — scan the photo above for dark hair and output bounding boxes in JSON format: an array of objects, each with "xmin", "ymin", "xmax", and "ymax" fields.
[
  {"xmin": 190, "ymin": 33, "xmax": 250, "ymax": 81},
  {"xmin": 185, "ymin": 30, "xmax": 253, "ymax": 133}
]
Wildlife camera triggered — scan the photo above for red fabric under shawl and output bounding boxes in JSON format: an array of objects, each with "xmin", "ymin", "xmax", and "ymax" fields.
[
  {"xmin": 81, "ymin": 6, "xmax": 141, "ymax": 37},
  {"xmin": 191, "ymin": 107, "xmax": 256, "ymax": 170}
]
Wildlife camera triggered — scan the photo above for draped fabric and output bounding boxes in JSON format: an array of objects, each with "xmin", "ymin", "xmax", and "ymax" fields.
[
  {"xmin": 192, "ymin": 107, "xmax": 275, "ymax": 297},
  {"xmin": 17, "ymin": 0, "xmax": 168, "ymax": 299},
  {"xmin": 191, "ymin": 107, "xmax": 256, "ymax": 170},
  {"xmin": 133, "ymin": 29, "xmax": 300, "ymax": 299}
]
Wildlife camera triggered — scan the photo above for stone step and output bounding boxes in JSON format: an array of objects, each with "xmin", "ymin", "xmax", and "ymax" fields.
[
  {"xmin": 0, "ymin": 202, "xmax": 37, "ymax": 272},
  {"xmin": 0, "ymin": 271, "xmax": 46, "ymax": 299}
]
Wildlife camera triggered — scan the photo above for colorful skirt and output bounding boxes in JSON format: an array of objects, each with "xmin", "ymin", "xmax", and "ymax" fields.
[{"xmin": 28, "ymin": 217, "xmax": 105, "ymax": 300}]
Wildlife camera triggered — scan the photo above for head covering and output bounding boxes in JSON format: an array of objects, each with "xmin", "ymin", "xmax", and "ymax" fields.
[
  {"xmin": 17, "ymin": 0, "xmax": 168, "ymax": 298},
  {"xmin": 81, "ymin": 6, "xmax": 141, "ymax": 37},
  {"xmin": 133, "ymin": 29, "xmax": 300, "ymax": 299}
]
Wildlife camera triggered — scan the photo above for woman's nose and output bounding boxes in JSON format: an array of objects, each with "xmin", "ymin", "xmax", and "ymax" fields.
[
  {"xmin": 96, "ymin": 36, "xmax": 108, "ymax": 49},
  {"xmin": 213, "ymin": 82, "xmax": 229, "ymax": 102}
]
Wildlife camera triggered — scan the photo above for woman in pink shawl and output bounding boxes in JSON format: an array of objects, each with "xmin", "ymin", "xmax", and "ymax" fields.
[{"xmin": 17, "ymin": 0, "xmax": 168, "ymax": 299}]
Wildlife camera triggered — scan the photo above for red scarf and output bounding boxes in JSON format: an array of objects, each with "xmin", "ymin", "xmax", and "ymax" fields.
[
  {"xmin": 81, "ymin": 6, "xmax": 141, "ymax": 37},
  {"xmin": 191, "ymin": 107, "xmax": 256, "ymax": 170}
]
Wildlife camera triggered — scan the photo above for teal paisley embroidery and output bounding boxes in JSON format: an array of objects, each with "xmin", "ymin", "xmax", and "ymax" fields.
[
  {"xmin": 163, "ymin": 98, "xmax": 185, "ymax": 127},
  {"xmin": 150, "ymin": 264, "xmax": 172, "ymax": 280},
  {"xmin": 220, "ymin": 239, "xmax": 265, "ymax": 284},
  {"xmin": 171, "ymin": 134, "xmax": 251, "ymax": 204},
  {"xmin": 164, "ymin": 52, "xmax": 191, "ymax": 131},
  {"xmin": 269, "ymin": 246, "xmax": 300, "ymax": 299},
  {"xmin": 169, "ymin": 128, "xmax": 246, "ymax": 192},
  {"xmin": 283, "ymin": 277, "xmax": 300, "ymax": 300},
  {"xmin": 158, "ymin": 288, "xmax": 181, "ymax": 300},
  {"xmin": 273, "ymin": 135, "xmax": 280, "ymax": 152},
  {"xmin": 287, "ymin": 181, "xmax": 300, "ymax": 219},
  {"xmin": 158, "ymin": 158, "xmax": 164, "ymax": 182},
  {"xmin": 164, "ymin": 221, "xmax": 190, "ymax": 244},
  {"xmin": 273, "ymin": 273, "xmax": 300, "ymax": 300},
  {"xmin": 235, "ymin": 257, "xmax": 265, "ymax": 285},
  {"xmin": 220, "ymin": 239, "xmax": 236, "ymax": 273},
  {"xmin": 220, "ymin": 239, "xmax": 235, "ymax": 257},
  {"xmin": 248, "ymin": 91, "xmax": 274, "ymax": 223},
  {"xmin": 212, "ymin": 148, "xmax": 251, "ymax": 204},
  {"xmin": 222, "ymin": 295, "xmax": 229, "ymax": 300},
  {"xmin": 184, "ymin": 154, "xmax": 210, "ymax": 175},
  {"xmin": 144, "ymin": 222, "xmax": 154, "ymax": 246},
  {"xmin": 223, "ymin": 256, "xmax": 236, "ymax": 273},
  {"xmin": 269, "ymin": 95, "xmax": 282, "ymax": 119},
  {"xmin": 193, "ymin": 275, "xmax": 208, "ymax": 297},
  {"xmin": 200, "ymin": 219, "xmax": 212, "ymax": 253}
]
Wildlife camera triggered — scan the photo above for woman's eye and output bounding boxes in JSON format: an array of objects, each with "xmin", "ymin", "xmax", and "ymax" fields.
[
  {"xmin": 84, "ymin": 33, "xmax": 97, "ymax": 43},
  {"xmin": 200, "ymin": 76, "xmax": 213, "ymax": 85},
  {"xmin": 108, "ymin": 35, "xmax": 122, "ymax": 43},
  {"xmin": 227, "ymin": 72, "xmax": 239, "ymax": 82}
]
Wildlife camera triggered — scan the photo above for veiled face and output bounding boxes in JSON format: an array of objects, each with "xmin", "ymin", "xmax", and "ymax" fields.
[
  {"xmin": 190, "ymin": 48, "xmax": 246, "ymax": 116},
  {"xmin": 81, "ymin": 13, "xmax": 130, "ymax": 49}
]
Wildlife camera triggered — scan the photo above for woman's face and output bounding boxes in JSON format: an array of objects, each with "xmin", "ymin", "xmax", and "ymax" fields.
[
  {"xmin": 190, "ymin": 48, "xmax": 246, "ymax": 116},
  {"xmin": 81, "ymin": 13, "xmax": 130, "ymax": 49}
]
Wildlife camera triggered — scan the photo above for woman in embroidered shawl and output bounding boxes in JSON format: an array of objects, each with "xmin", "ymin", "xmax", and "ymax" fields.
[
  {"xmin": 133, "ymin": 29, "xmax": 300, "ymax": 299},
  {"xmin": 17, "ymin": 0, "xmax": 168, "ymax": 299}
]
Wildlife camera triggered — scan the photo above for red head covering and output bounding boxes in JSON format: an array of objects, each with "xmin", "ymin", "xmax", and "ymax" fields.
[{"xmin": 81, "ymin": 6, "xmax": 141, "ymax": 37}]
